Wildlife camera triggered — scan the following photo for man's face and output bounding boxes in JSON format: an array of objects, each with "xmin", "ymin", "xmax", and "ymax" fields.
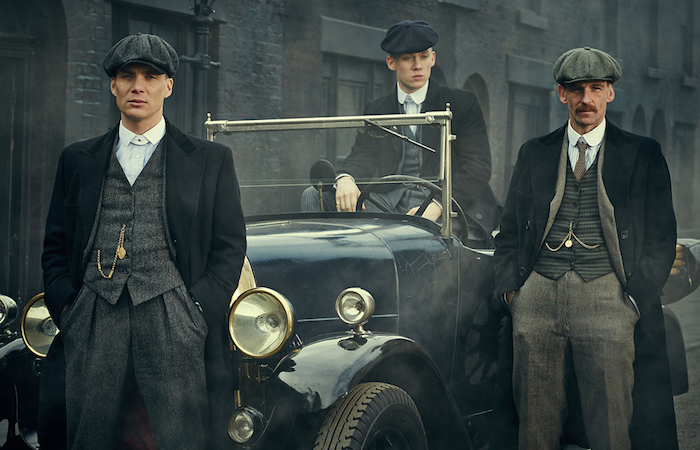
[
  {"xmin": 386, "ymin": 49, "xmax": 435, "ymax": 93},
  {"xmin": 558, "ymin": 80, "xmax": 615, "ymax": 134},
  {"xmin": 110, "ymin": 63, "xmax": 173, "ymax": 132}
]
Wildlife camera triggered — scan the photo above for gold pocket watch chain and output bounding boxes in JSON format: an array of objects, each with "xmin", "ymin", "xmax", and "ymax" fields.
[
  {"xmin": 97, "ymin": 224, "xmax": 127, "ymax": 279},
  {"xmin": 545, "ymin": 221, "xmax": 600, "ymax": 252}
]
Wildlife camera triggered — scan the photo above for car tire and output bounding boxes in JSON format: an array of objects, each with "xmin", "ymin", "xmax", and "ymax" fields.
[{"xmin": 313, "ymin": 382, "xmax": 428, "ymax": 450}]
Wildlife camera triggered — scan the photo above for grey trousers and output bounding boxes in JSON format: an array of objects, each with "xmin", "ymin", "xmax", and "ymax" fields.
[
  {"xmin": 511, "ymin": 271, "xmax": 638, "ymax": 450},
  {"xmin": 62, "ymin": 285, "xmax": 209, "ymax": 450}
]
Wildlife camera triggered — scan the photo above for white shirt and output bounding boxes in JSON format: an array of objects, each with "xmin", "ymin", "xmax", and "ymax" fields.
[
  {"xmin": 566, "ymin": 118, "xmax": 606, "ymax": 172},
  {"xmin": 397, "ymin": 81, "xmax": 429, "ymax": 134},
  {"xmin": 116, "ymin": 118, "xmax": 167, "ymax": 185}
]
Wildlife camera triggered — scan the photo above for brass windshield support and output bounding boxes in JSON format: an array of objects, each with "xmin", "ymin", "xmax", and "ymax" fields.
[{"xmin": 440, "ymin": 104, "xmax": 455, "ymax": 238}]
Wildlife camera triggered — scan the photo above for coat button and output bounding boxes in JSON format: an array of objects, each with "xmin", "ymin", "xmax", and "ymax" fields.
[
  {"xmin": 620, "ymin": 230, "xmax": 629, "ymax": 239},
  {"xmin": 519, "ymin": 266, "xmax": 527, "ymax": 276},
  {"xmin": 525, "ymin": 220, "xmax": 531, "ymax": 230},
  {"xmin": 569, "ymin": 261, "xmax": 576, "ymax": 267},
  {"xmin": 476, "ymin": 212, "xmax": 484, "ymax": 220}
]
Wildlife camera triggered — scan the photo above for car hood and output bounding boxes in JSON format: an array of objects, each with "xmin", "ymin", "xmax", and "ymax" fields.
[{"xmin": 245, "ymin": 218, "xmax": 400, "ymax": 325}]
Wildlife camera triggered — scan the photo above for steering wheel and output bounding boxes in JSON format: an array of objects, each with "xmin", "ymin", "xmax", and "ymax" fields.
[{"xmin": 356, "ymin": 175, "xmax": 469, "ymax": 242}]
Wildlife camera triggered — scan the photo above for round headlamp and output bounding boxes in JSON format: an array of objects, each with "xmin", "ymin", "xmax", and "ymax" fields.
[
  {"xmin": 21, "ymin": 293, "xmax": 59, "ymax": 358},
  {"xmin": 0, "ymin": 295, "xmax": 18, "ymax": 330},
  {"xmin": 228, "ymin": 287, "xmax": 294, "ymax": 358},
  {"xmin": 335, "ymin": 288, "xmax": 375, "ymax": 332},
  {"xmin": 228, "ymin": 407, "xmax": 263, "ymax": 443}
]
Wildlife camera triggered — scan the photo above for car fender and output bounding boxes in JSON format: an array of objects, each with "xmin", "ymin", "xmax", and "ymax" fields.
[{"xmin": 269, "ymin": 332, "xmax": 469, "ymax": 447}]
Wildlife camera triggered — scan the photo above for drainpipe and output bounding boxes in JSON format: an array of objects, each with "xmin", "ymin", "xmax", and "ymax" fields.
[{"xmin": 180, "ymin": 0, "xmax": 220, "ymax": 137}]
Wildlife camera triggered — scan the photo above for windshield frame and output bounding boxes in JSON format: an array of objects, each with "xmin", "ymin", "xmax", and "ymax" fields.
[{"xmin": 205, "ymin": 109, "xmax": 455, "ymax": 237}]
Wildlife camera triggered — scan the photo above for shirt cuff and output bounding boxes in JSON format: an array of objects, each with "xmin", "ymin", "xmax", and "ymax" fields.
[{"xmin": 335, "ymin": 173, "xmax": 355, "ymax": 183}]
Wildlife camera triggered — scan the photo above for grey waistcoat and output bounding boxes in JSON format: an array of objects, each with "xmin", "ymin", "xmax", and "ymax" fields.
[
  {"xmin": 83, "ymin": 140, "xmax": 184, "ymax": 305},
  {"xmin": 534, "ymin": 156, "xmax": 615, "ymax": 281}
]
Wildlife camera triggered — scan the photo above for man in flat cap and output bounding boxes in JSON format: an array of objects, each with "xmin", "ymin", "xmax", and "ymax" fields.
[
  {"xmin": 301, "ymin": 19, "xmax": 500, "ymax": 247},
  {"xmin": 41, "ymin": 33, "xmax": 246, "ymax": 449},
  {"xmin": 493, "ymin": 47, "xmax": 678, "ymax": 449}
]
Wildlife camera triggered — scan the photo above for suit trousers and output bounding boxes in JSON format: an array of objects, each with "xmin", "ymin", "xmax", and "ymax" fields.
[
  {"xmin": 511, "ymin": 270, "xmax": 638, "ymax": 450},
  {"xmin": 62, "ymin": 285, "xmax": 209, "ymax": 450}
]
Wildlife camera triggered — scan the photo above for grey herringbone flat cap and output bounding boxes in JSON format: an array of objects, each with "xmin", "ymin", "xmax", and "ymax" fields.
[
  {"xmin": 381, "ymin": 20, "xmax": 439, "ymax": 54},
  {"xmin": 103, "ymin": 33, "xmax": 179, "ymax": 78},
  {"xmin": 553, "ymin": 47, "xmax": 621, "ymax": 85}
]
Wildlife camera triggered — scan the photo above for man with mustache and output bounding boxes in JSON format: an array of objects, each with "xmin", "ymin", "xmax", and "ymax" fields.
[
  {"xmin": 493, "ymin": 47, "xmax": 678, "ymax": 449},
  {"xmin": 41, "ymin": 33, "xmax": 246, "ymax": 449}
]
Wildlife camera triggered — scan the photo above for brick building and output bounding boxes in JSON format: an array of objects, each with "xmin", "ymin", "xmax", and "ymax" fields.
[{"xmin": 1, "ymin": 0, "xmax": 698, "ymax": 305}]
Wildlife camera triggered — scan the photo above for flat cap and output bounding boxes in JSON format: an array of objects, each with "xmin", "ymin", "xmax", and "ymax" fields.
[
  {"xmin": 553, "ymin": 47, "xmax": 622, "ymax": 85},
  {"xmin": 381, "ymin": 20, "xmax": 439, "ymax": 54},
  {"xmin": 103, "ymin": 33, "xmax": 179, "ymax": 78}
]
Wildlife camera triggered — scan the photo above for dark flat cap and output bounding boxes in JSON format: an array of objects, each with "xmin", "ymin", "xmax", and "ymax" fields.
[
  {"xmin": 381, "ymin": 20, "xmax": 439, "ymax": 54},
  {"xmin": 103, "ymin": 33, "xmax": 179, "ymax": 78},
  {"xmin": 553, "ymin": 47, "xmax": 622, "ymax": 85}
]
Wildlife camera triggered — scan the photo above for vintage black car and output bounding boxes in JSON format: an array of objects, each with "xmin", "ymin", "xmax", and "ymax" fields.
[{"xmin": 8, "ymin": 111, "xmax": 696, "ymax": 449}]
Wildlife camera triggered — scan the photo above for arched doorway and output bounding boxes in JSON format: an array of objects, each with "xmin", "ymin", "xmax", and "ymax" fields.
[
  {"xmin": 631, "ymin": 105, "xmax": 647, "ymax": 136},
  {"xmin": 0, "ymin": 0, "xmax": 67, "ymax": 304},
  {"xmin": 650, "ymin": 109, "xmax": 667, "ymax": 151},
  {"xmin": 463, "ymin": 74, "xmax": 490, "ymax": 131}
]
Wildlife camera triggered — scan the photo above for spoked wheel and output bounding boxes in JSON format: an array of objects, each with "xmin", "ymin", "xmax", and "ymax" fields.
[
  {"xmin": 313, "ymin": 382, "xmax": 428, "ymax": 450},
  {"xmin": 356, "ymin": 175, "xmax": 469, "ymax": 242}
]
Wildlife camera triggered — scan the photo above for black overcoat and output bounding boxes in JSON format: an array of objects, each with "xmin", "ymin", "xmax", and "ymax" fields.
[
  {"xmin": 491, "ymin": 121, "xmax": 678, "ymax": 449},
  {"xmin": 338, "ymin": 79, "xmax": 500, "ymax": 238},
  {"xmin": 40, "ymin": 119, "xmax": 246, "ymax": 449}
]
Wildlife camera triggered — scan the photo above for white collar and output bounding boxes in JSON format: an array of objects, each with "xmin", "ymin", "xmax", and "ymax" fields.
[
  {"xmin": 397, "ymin": 80, "xmax": 429, "ymax": 105},
  {"xmin": 567, "ymin": 117, "xmax": 606, "ymax": 147},
  {"xmin": 119, "ymin": 117, "xmax": 167, "ymax": 146}
]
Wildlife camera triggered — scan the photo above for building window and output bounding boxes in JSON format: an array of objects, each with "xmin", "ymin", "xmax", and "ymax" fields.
[
  {"xmin": 681, "ymin": 0, "xmax": 694, "ymax": 75},
  {"xmin": 672, "ymin": 123, "xmax": 696, "ymax": 230},
  {"xmin": 504, "ymin": 84, "xmax": 550, "ymax": 196},
  {"xmin": 517, "ymin": 0, "xmax": 541, "ymax": 13},
  {"xmin": 649, "ymin": 0, "xmax": 660, "ymax": 68},
  {"xmin": 322, "ymin": 54, "xmax": 394, "ymax": 165},
  {"xmin": 603, "ymin": 0, "xmax": 619, "ymax": 55}
]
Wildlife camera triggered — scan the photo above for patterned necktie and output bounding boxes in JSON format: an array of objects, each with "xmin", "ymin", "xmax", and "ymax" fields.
[
  {"xmin": 574, "ymin": 137, "xmax": 589, "ymax": 181},
  {"xmin": 405, "ymin": 96, "xmax": 418, "ymax": 136}
]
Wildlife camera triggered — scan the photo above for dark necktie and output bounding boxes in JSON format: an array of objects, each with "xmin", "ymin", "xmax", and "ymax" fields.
[{"xmin": 574, "ymin": 137, "xmax": 589, "ymax": 181}]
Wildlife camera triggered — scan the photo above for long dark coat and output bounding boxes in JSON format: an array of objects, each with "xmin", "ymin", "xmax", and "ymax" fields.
[
  {"xmin": 338, "ymin": 79, "xmax": 501, "ymax": 239},
  {"xmin": 40, "ymin": 119, "xmax": 247, "ymax": 449},
  {"xmin": 491, "ymin": 121, "xmax": 679, "ymax": 449}
]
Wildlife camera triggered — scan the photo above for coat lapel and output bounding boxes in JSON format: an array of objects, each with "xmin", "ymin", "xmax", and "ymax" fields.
[
  {"xmin": 602, "ymin": 122, "xmax": 637, "ymax": 208},
  {"xmin": 421, "ymin": 80, "xmax": 442, "ymax": 152},
  {"xmin": 530, "ymin": 126, "xmax": 565, "ymax": 229},
  {"xmin": 78, "ymin": 125, "xmax": 118, "ymax": 244},
  {"xmin": 375, "ymin": 85, "xmax": 404, "ymax": 157},
  {"xmin": 164, "ymin": 121, "xmax": 205, "ymax": 258}
]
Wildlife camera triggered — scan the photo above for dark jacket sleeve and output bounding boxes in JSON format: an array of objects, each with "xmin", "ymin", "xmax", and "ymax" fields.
[
  {"xmin": 336, "ymin": 100, "xmax": 386, "ymax": 182},
  {"xmin": 42, "ymin": 150, "xmax": 79, "ymax": 324},
  {"xmin": 187, "ymin": 145, "xmax": 247, "ymax": 323},
  {"xmin": 449, "ymin": 89, "xmax": 492, "ymax": 209},
  {"xmin": 493, "ymin": 143, "xmax": 529, "ymax": 296},
  {"xmin": 621, "ymin": 140, "xmax": 677, "ymax": 315}
]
